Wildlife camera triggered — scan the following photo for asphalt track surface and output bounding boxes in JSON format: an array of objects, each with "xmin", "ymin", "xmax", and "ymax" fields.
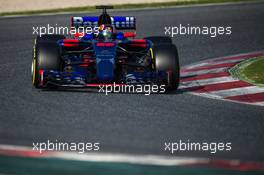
[{"xmin": 0, "ymin": 1, "xmax": 264, "ymax": 162}]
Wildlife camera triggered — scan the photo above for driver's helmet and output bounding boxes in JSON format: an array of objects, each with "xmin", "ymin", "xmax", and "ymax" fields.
[{"xmin": 97, "ymin": 24, "xmax": 114, "ymax": 40}]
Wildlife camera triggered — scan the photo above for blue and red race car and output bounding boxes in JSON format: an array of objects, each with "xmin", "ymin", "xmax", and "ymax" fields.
[{"xmin": 31, "ymin": 6, "xmax": 180, "ymax": 92}]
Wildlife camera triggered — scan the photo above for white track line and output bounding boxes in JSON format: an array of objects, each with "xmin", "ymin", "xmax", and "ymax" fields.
[
  {"xmin": 208, "ymin": 58, "xmax": 245, "ymax": 64},
  {"xmin": 189, "ymin": 91, "xmax": 264, "ymax": 106},
  {"xmin": 0, "ymin": 144, "xmax": 208, "ymax": 166},
  {"xmin": 51, "ymin": 152, "xmax": 208, "ymax": 166},
  {"xmin": 180, "ymin": 50, "xmax": 264, "ymax": 106},
  {"xmin": 182, "ymin": 50, "xmax": 264, "ymax": 70},
  {"xmin": 180, "ymin": 76, "xmax": 237, "ymax": 89},
  {"xmin": 253, "ymin": 102, "xmax": 264, "ymax": 106},
  {"xmin": 194, "ymin": 92, "xmax": 223, "ymax": 99},
  {"xmin": 211, "ymin": 51, "xmax": 264, "ymax": 62},
  {"xmin": 202, "ymin": 86, "xmax": 264, "ymax": 98},
  {"xmin": 182, "ymin": 58, "xmax": 245, "ymax": 70},
  {"xmin": 181, "ymin": 68, "xmax": 228, "ymax": 77}
]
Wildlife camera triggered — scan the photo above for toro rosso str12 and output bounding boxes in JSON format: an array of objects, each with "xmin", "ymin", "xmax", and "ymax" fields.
[{"xmin": 31, "ymin": 6, "xmax": 180, "ymax": 92}]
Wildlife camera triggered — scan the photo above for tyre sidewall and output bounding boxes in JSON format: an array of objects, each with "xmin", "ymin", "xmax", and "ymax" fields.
[{"xmin": 151, "ymin": 44, "xmax": 180, "ymax": 91}]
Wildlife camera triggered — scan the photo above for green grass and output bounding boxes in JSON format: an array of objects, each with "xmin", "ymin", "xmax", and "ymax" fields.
[
  {"xmin": 240, "ymin": 57, "xmax": 264, "ymax": 85},
  {"xmin": 0, "ymin": 0, "xmax": 257, "ymax": 16},
  {"xmin": 229, "ymin": 56, "xmax": 264, "ymax": 86}
]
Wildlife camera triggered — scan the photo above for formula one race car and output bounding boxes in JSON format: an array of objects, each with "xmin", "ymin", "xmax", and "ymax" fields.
[{"xmin": 31, "ymin": 6, "xmax": 180, "ymax": 92}]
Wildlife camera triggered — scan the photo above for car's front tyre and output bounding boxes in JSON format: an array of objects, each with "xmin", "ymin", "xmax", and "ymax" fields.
[
  {"xmin": 150, "ymin": 43, "xmax": 180, "ymax": 91},
  {"xmin": 32, "ymin": 35, "xmax": 65, "ymax": 88}
]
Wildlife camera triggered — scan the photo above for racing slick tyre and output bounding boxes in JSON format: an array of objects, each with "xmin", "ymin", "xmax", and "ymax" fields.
[
  {"xmin": 145, "ymin": 36, "xmax": 172, "ymax": 45},
  {"xmin": 32, "ymin": 35, "xmax": 64, "ymax": 88},
  {"xmin": 151, "ymin": 43, "xmax": 180, "ymax": 91}
]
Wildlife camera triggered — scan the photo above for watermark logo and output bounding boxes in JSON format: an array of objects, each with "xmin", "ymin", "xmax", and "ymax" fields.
[
  {"xmin": 165, "ymin": 24, "xmax": 232, "ymax": 38},
  {"xmin": 164, "ymin": 140, "xmax": 232, "ymax": 154},
  {"xmin": 98, "ymin": 83, "xmax": 166, "ymax": 95},
  {"xmin": 32, "ymin": 140, "xmax": 100, "ymax": 153},
  {"xmin": 32, "ymin": 24, "xmax": 99, "ymax": 37}
]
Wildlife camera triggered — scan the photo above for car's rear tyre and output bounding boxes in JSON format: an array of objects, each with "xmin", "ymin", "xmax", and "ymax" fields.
[
  {"xmin": 151, "ymin": 43, "xmax": 180, "ymax": 91},
  {"xmin": 32, "ymin": 35, "xmax": 64, "ymax": 88},
  {"xmin": 145, "ymin": 36, "xmax": 172, "ymax": 45}
]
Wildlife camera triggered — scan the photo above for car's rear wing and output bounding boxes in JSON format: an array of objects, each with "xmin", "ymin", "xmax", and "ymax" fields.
[{"xmin": 71, "ymin": 16, "xmax": 136, "ymax": 30}]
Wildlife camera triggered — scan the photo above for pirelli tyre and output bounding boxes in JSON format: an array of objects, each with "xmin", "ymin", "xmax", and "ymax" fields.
[
  {"xmin": 150, "ymin": 43, "xmax": 180, "ymax": 91},
  {"xmin": 32, "ymin": 35, "xmax": 65, "ymax": 88}
]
